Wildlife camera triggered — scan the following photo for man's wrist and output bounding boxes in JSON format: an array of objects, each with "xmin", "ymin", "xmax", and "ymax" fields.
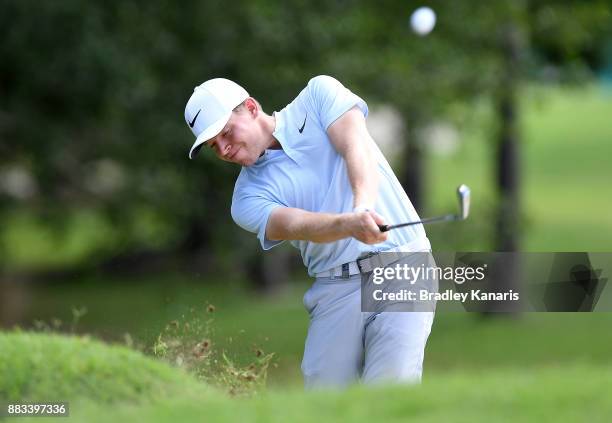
[{"xmin": 353, "ymin": 204, "xmax": 373, "ymax": 213}]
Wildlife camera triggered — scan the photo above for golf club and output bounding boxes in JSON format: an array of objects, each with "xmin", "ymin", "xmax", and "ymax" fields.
[{"xmin": 379, "ymin": 184, "xmax": 471, "ymax": 232}]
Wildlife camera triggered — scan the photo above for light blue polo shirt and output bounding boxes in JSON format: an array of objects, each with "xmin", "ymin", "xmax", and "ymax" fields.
[{"xmin": 231, "ymin": 75, "xmax": 427, "ymax": 276}]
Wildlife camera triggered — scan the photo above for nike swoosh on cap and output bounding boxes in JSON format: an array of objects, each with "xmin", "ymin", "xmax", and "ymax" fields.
[{"xmin": 189, "ymin": 109, "xmax": 201, "ymax": 128}]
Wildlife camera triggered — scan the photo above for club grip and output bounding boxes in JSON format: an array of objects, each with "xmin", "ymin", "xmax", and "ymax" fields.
[{"xmin": 379, "ymin": 224, "xmax": 389, "ymax": 232}]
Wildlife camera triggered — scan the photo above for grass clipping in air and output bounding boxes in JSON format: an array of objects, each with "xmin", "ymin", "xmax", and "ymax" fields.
[{"xmin": 151, "ymin": 303, "xmax": 275, "ymax": 396}]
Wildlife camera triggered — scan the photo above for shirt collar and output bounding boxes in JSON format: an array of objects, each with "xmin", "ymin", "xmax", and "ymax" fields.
[{"xmin": 269, "ymin": 109, "xmax": 301, "ymax": 165}]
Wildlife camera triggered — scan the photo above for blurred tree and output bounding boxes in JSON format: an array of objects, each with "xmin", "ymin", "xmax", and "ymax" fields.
[{"xmin": 1, "ymin": 0, "xmax": 611, "ymax": 294}]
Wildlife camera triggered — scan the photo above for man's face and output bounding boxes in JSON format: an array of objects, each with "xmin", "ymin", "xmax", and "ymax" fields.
[{"xmin": 205, "ymin": 103, "xmax": 263, "ymax": 166}]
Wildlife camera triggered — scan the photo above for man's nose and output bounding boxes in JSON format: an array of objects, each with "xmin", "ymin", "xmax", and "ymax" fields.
[{"xmin": 216, "ymin": 139, "xmax": 231, "ymax": 157}]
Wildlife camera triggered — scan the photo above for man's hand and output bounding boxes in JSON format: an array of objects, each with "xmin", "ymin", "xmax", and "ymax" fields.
[{"xmin": 345, "ymin": 210, "xmax": 388, "ymax": 244}]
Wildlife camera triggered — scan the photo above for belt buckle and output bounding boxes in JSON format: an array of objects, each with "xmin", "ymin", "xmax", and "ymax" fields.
[{"xmin": 356, "ymin": 251, "xmax": 378, "ymax": 273}]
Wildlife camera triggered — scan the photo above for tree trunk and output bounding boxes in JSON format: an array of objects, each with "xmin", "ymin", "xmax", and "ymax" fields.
[
  {"xmin": 495, "ymin": 24, "xmax": 521, "ymax": 252},
  {"xmin": 487, "ymin": 23, "xmax": 523, "ymax": 314},
  {"xmin": 401, "ymin": 140, "xmax": 424, "ymax": 213},
  {"xmin": 248, "ymin": 246, "xmax": 291, "ymax": 295},
  {"xmin": 0, "ymin": 273, "xmax": 30, "ymax": 328}
]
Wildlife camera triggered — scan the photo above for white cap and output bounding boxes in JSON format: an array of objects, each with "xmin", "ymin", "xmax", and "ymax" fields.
[{"xmin": 184, "ymin": 78, "xmax": 249, "ymax": 159}]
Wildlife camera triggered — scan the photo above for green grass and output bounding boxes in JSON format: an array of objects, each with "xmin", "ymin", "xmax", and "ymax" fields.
[
  {"xmin": 2, "ymin": 331, "xmax": 611, "ymax": 422},
  {"xmin": 520, "ymin": 86, "xmax": 612, "ymax": 251},
  {"xmin": 18, "ymin": 272, "xmax": 612, "ymax": 388},
  {"xmin": 0, "ymin": 332, "xmax": 209, "ymax": 403},
  {"xmin": 20, "ymin": 273, "xmax": 310, "ymax": 387},
  {"xmin": 75, "ymin": 365, "xmax": 612, "ymax": 423}
]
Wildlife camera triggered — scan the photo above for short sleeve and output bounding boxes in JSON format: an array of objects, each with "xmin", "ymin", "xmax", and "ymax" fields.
[
  {"xmin": 307, "ymin": 75, "xmax": 369, "ymax": 130},
  {"xmin": 231, "ymin": 192, "xmax": 284, "ymax": 250}
]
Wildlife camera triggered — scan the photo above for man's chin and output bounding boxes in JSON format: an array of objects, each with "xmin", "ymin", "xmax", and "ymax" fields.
[{"xmin": 239, "ymin": 156, "xmax": 259, "ymax": 167}]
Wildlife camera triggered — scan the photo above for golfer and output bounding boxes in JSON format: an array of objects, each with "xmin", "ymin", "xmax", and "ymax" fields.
[{"xmin": 184, "ymin": 75, "xmax": 435, "ymax": 388}]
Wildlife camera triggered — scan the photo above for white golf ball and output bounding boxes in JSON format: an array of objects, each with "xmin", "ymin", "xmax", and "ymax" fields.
[{"xmin": 410, "ymin": 7, "xmax": 436, "ymax": 36}]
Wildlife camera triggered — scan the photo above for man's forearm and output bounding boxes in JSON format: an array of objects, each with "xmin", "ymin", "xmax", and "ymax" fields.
[
  {"xmin": 267, "ymin": 208, "xmax": 352, "ymax": 243},
  {"xmin": 266, "ymin": 207, "xmax": 387, "ymax": 245}
]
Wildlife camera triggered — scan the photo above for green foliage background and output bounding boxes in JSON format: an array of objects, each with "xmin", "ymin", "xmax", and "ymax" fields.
[{"xmin": 2, "ymin": 0, "xmax": 611, "ymax": 270}]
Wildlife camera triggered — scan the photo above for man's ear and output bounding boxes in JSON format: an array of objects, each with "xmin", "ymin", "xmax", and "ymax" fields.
[{"xmin": 244, "ymin": 97, "xmax": 258, "ymax": 117}]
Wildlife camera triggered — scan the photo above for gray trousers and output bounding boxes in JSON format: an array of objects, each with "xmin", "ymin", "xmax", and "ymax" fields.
[{"xmin": 301, "ymin": 271, "xmax": 436, "ymax": 389}]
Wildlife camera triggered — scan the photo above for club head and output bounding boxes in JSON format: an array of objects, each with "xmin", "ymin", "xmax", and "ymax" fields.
[{"xmin": 456, "ymin": 184, "xmax": 471, "ymax": 220}]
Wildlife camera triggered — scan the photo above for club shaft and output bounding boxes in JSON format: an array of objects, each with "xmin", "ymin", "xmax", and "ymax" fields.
[{"xmin": 379, "ymin": 214, "xmax": 456, "ymax": 232}]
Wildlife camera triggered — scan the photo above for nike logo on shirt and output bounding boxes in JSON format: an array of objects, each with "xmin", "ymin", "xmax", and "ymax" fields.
[{"xmin": 298, "ymin": 113, "xmax": 307, "ymax": 133}]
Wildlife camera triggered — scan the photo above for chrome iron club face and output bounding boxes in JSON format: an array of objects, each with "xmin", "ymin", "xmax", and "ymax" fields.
[{"xmin": 457, "ymin": 184, "xmax": 470, "ymax": 220}]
